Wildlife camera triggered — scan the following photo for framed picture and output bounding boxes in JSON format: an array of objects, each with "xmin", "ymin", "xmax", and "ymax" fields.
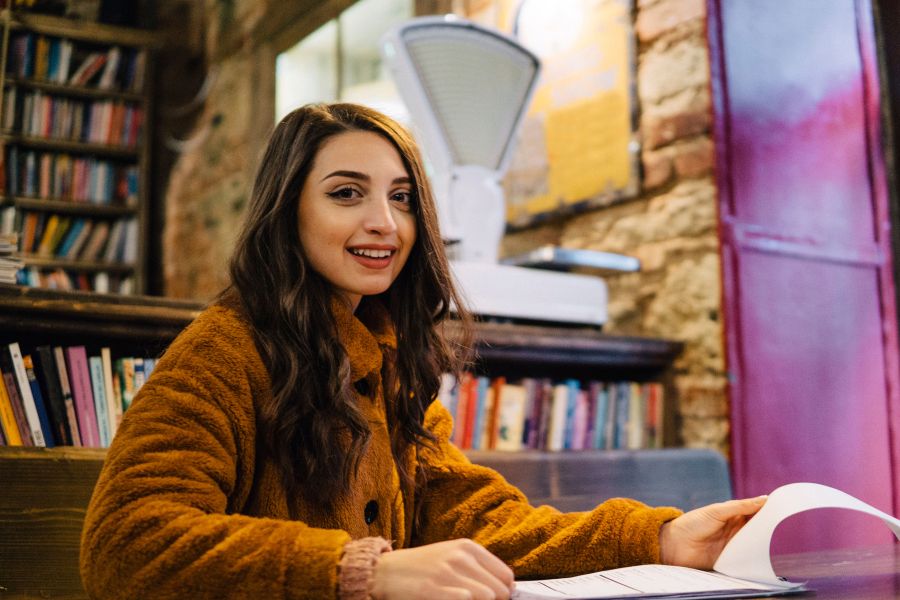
[{"xmin": 467, "ymin": 0, "xmax": 639, "ymax": 229}]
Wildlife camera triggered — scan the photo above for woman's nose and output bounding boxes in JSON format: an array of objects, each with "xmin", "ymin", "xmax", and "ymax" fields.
[{"xmin": 364, "ymin": 198, "xmax": 398, "ymax": 235}]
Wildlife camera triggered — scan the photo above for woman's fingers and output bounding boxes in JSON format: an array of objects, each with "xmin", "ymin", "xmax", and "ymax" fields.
[
  {"xmin": 705, "ymin": 496, "xmax": 767, "ymax": 521},
  {"xmin": 371, "ymin": 538, "xmax": 514, "ymax": 600},
  {"xmin": 467, "ymin": 540, "xmax": 516, "ymax": 590}
]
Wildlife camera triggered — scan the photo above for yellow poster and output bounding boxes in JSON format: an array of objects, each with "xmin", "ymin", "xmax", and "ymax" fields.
[{"xmin": 468, "ymin": 0, "xmax": 638, "ymax": 228}]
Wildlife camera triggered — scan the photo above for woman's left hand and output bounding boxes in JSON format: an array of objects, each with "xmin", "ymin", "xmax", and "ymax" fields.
[{"xmin": 659, "ymin": 495, "xmax": 767, "ymax": 569}]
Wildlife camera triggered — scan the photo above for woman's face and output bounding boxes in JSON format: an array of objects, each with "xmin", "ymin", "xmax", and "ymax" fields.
[{"xmin": 298, "ymin": 130, "xmax": 417, "ymax": 310}]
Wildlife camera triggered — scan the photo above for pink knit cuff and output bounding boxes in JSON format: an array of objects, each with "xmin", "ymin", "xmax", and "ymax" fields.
[{"xmin": 338, "ymin": 537, "xmax": 393, "ymax": 600}]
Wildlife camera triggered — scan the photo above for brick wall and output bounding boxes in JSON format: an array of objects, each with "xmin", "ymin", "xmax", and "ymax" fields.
[{"xmin": 503, "ymin": 0, "xmax": 728, "ymax": 451}]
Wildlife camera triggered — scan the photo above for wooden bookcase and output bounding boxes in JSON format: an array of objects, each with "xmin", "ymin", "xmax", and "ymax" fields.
[
  {"xmin": 0, "ymin": 284, "xmax": 684, "ymax": 443},
  {"xmin": 0, "ymin": 284, "xmax": 682, "ymax": 597},
  {"xmin": 0, "ymin": 10, "xmax": 160, "ymax": 295}
]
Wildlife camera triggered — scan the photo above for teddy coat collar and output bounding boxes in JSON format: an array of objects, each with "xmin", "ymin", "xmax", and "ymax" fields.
[{"xmin": 330, "ymin": 295, "xmax": 397, "ymax": 385}]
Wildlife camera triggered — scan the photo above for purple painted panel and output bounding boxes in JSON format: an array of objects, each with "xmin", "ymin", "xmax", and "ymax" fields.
[
  {"xmin": 737, "ymin": 251, "xmax": 893, "ymax": 551},
  {"xmin": 720, "ymin": 0, "xmax": 876, "ymax": 244},
  {"xmin": 708, "ymin": 0, "xmax": 900, "ymax": 553}
]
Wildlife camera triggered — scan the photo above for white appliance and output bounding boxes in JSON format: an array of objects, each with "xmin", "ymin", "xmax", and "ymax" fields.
[{"xmin": 381, "ymin": 15, "xmax": 613, "ymax": 326}]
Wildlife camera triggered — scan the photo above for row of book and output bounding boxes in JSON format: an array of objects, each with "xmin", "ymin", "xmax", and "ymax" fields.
[
  {"xmin": 15, "ymin": 267, "xmax": 135, "ymax": 294},
  {"xmin": 0, "ymin": 342, "xmax": 155, "ymax": 447},
  {"xmin": 5, "ymin": 147, "xmax": 140, "ymax": 205},
  {"xmin": 7, "ymin": 33, "xmax": 147, "ymax": 92},
  {"xmin": 438, "ymin": 374, "xmax": 666, "ymax": 452},
  {"xmin": 0, "ymin": 232, "xmax": 20, "ymax": 284},
  {"xmin": 20, "ymin": 212, "xmax": 137, "ymax": 263},
  {"xmin": 3, "ymin": 88, "xmax": 145, "ymax": 148}
]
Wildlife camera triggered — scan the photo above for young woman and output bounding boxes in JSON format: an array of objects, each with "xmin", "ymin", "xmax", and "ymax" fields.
[{"xmin": 80, "ymin": 103, "xmax": 765, "ymax": 600}]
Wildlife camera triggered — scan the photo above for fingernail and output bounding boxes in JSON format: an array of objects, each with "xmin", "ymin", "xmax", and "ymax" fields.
[{"xmin": 755, "ymin": 495, "xmax": 768, "ymax": 502}]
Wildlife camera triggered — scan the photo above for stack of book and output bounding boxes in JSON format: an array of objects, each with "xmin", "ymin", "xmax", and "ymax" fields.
[
  {"xmin": 0, "ymin": 341, "xmax": 154, "ymax": 447},
  {"xmin": 0, "ymin": 232, "xmax": 22, "ymax": 284},
  {"xmin": 7, "ymin": 33, "xmax": 147, "ymax": 93},
  {"xmin": 439, "ymin": 373, "xmax": 666, "ymax": 452}
]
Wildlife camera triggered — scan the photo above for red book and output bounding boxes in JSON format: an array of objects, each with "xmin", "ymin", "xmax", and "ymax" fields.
[
  {"xmin": 486, "ymin": 376, "xmax": 505, "ymax": 450},
  {"xmin": 65, "ymin": 346, "xmax": 99, "ymax": 447},
  {"xmin": 0, "ymin": 351, "xmax": 32, "ymax": 446},
  {"xmin": 461, "ymin": 375, "xmax": 479, "ymax": 450},
  {"xmin": 452, "ymin": 372, "xmax": 471, "ymax": 447}
]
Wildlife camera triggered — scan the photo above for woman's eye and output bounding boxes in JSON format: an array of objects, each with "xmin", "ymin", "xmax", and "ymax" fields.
[
  {"xmin": 392, "ymin": 191, "xmax": 413, "ymax": 205},
  {"xmin": 327, "ymin": 187, "xmax": 359, "ymax": 200}
]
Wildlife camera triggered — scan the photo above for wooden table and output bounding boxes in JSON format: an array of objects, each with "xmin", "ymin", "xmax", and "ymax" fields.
[{"xmin": 771, "ymin": 543, "xmax": 899, "ymax": 599}]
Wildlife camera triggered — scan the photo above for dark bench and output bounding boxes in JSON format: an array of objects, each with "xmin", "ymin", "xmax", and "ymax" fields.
[
  {"xmin": 0, "ymin": 447, "xmax": 731, "ymax": 598},
  {"xmin": 466, "ymin": 448, "xmax": 733, "ymax": 512}
]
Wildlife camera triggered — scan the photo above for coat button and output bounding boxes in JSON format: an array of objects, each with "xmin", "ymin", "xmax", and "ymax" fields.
[
  {"xmin": 364, "ymin": 500, "xmax": 379, "ymax": 524},
  {"xmin": 354, "ymin": 378, "xmax": 370, "ymax": 397}
]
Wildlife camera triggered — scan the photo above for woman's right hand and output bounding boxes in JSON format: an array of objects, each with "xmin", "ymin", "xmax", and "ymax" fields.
[{"xmin": 370, "ymin": 538, "xmax": 515, "ymax": 599}]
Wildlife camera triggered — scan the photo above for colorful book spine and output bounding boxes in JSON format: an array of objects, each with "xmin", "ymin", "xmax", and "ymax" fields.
[
  {"xmin": 22, "ymin": 354, "xmax": 55, "ymax": 447},
  {"xmin": 100, "ymin": 347, "xmax": 119, "ymax": 436},
  {"xmin": 88, "ymin": 356, "xmax": 110, "ymax": 447},
  {"xmin": 8, "ymin": 343, "xmax": 46, "ymax": 446},
  {"xmin": 65, "ymin": 346, "xmax": 99, "ymax": 447},
  {"xmin": 495, "ymin": 383, "xmax": 526, "ymax": 452},
  {"xmin": 470, "ymin": 376, "xmax": 490, "ymax": 451},
  {"xmin": 33, "ymin": 345, "xmax": 71, "ymax": 445},
  {"xmin": 53, "ymin": 346, "xmax": 81, "ymax": 446},
  {"xmin": 547, "ymin": 383, "xmax": 569, "ymax": 451},
  {"xmin": 1, "ymin": 360, "xmax": 33, "ymax": 446},
  {"xmin": 592, "ymin": 383, "xmax": 609, "ymax": 450},
  {"xmin": 0, "ymin": 366, "xmax": 23, "ymax": 445},
  {"xmin": 563, "ymin": 379, "xmax": 580, "ymax": 450}
]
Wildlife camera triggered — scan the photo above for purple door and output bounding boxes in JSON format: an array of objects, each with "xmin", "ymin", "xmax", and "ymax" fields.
[{"xmin": 708, "ymin": 0, "xmax": 900, "ymax": 553}]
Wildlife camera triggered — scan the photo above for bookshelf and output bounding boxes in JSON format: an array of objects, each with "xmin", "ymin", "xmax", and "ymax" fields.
[
  {"xmin": 0, "ymin": 284, "xmax": 683, "ymax": 449},
  {"xmin": 0, "ymin": 10, "xmax": 160, "ymax": 295}
]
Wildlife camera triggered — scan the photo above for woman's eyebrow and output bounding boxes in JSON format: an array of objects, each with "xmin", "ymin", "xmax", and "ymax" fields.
[
  {"xmin": 320, "ymin": 171, "xmax": 412, "ymax": 186},
  {"xmin": 321, "ymin": 170, "xmax": 368, "ymax": 182}
]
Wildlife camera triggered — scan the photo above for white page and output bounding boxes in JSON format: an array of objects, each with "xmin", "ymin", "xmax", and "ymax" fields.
[
  {"xmin": 514, "ymin": 564, "xmax": 791, "ymax": 599},
  {"xmin": 714, "ymin": 482, "xmax": 900, "ymax": 585}
]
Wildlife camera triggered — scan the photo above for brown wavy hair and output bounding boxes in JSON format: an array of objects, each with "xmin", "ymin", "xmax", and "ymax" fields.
[{"xmin": 221, "ymin": 103, "xmax": 472, "ymax": 504}]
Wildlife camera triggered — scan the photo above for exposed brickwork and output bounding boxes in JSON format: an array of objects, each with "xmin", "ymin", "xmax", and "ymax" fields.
[{"xmin": 502, "ymin": 2, "xmax": 729, "ymax": 454}]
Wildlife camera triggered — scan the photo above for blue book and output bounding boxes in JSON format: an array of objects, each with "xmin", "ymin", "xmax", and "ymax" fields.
[
  {"xmin": 562, "ymin": 379, "xmax": 579, "ymax": 450},
  {"xmin": 615, "ymin": 382, "xmax": 631, "ymax": 449},
  {"xmin": 23, "ymin": 354, "xmax": 54, "ymax": 447},
  {"xmin": 56, "ymin": 218, "xmax": 86, "ymax": 257},
  {"xmin": 470, "ymin": 376, "xmax": 490, "ymax": 450},
  {"xmin": 593, "ymin": 383, "xmax": 609, "ymax": 450}
]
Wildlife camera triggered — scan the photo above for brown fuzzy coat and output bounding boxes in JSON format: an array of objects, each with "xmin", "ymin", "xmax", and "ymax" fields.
[{"xmin": 80, "ymin": 299, "xmax": 682, "ymax": 599}]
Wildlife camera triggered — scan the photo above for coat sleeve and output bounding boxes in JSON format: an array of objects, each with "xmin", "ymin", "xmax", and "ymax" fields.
[
  {"xmin": 412, "ymin": 401, "xmax": 683, "ymax": 579},
  {"xmin": 80, "ymin": 308, "xmax": 351, "ymax": 600}
]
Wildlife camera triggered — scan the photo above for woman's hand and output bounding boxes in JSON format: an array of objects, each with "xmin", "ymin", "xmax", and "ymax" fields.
[
  {"xmin": 659, "ymin": 496, "xmax": 767, "ymax": 569},
  {"xmin": 370, "ymin": 538, "xmax": 515, "ymax": 600}
]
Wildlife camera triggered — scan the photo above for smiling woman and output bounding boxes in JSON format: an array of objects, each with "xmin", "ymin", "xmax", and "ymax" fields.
[
  {"xmin": 79, "ymin": 103, "xmax": 769, "ymax": 600},
  {"xmin": 298, "ymin": 130, "xmax": 417, "ymax": 308}
]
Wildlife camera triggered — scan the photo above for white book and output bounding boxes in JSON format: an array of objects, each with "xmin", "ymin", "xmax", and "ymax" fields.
[
  {"xmin": 100, "ymin": 348, "xmax": 120, "ymax": 436},
  {"xmin": 88, "ymin": 356, "xmax": 110, "ymax": 447},
  {"xmin": 93, "ymin": 271, "xmax": 109, "ymax": 294},
  {"xmin": 8, "ymin": 343, "xmax": 46, "ymax": 446},
  {"xmin": 57, "ymin": 40, "xmax": 73, "ymax": 84},
  {"xmin": 102, "ymin": 219, "xmax": 124, "ymax": 263},
  {"xmin": 98, "ymin": 46, "xmax": 121, "ymax": 90},
  {"xmin": 494, "ymin": 383, "xmax": 526, "ymax": 451},
  {"xmin": 122, "ymin": 218, "xmax": 138, "ymax": 264},
  {"xmin": 546, "ymin": 383, "xmax": 569, "ymax": 451}
]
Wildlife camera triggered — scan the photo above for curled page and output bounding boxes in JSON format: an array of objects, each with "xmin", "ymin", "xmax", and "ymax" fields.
[{"xmin": 713, "ymin": 482, "xmax": 900, "ymax": 585}]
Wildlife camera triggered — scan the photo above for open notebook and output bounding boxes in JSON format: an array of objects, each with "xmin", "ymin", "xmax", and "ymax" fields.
[{"xmin": 513, "ymin": 482, "xmax": 900, "ymax": 599}]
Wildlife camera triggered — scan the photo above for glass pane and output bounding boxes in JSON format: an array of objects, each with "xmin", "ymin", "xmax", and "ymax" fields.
[
  {"xmin": 338, "ymin": 0, "xmax": 412, "ymax": 122},
  {"xmin": 275, "ymin": 20, "xmax": 338, "ymax": 122}
]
